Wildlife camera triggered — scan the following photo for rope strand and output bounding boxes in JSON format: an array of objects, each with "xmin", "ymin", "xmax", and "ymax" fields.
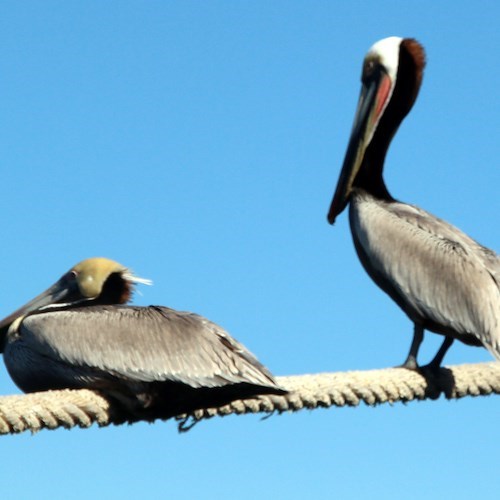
[{"xmin": 0, "ymin": 362, "xmax": 498, "ymax": 435}]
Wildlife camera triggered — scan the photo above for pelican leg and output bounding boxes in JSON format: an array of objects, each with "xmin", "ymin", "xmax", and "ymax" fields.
[
  {"xmin": 400, "ymin": 324, "xmax": 424, "ymax": 370},
  {"xmin": 426, "ymin": 336, "xmax": 454, "ymax": 369}
]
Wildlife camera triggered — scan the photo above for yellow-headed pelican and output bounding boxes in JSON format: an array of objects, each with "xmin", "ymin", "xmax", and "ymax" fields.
[{"xmin": 0, "ymin": 258, "xmax": 285, "ymax": 418}]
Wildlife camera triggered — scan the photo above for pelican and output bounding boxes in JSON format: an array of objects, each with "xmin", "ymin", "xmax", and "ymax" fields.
[
  {"xmin": 0, "ymin": 257, "xmax": 285, "ymax": 419},
  {"xmin": 327, "ymin": 37, "xmax": 500, "ymax": 369}
]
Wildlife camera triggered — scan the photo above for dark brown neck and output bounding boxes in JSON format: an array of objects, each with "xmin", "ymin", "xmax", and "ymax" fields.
[
  {"xmin": 96, "ymin": 273, "xmax": 132, "ymax": 305},
  {"xmin": 355, "ymin": 39, "xmax": 423, "ymax": 201}
]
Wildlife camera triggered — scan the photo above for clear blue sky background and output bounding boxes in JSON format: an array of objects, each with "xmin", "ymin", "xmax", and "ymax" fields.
[{"xmin": 0, "ymin": 2, "xmax": 498, "ymax": 499}]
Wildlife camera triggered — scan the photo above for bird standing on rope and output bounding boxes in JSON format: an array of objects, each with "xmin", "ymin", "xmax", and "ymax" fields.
[
  {"xmin": 327, "ymin": 37, "xmax": 500, "ymax": 368},
  {"xmin": 0, "ymin": 257, "xmax": 285, "ymax": 419}
]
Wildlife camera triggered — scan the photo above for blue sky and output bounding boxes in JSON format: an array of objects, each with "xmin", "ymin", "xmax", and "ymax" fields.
[{"xmin": 0, "ymin": 2, "xmax": 498, "ymax": 498}]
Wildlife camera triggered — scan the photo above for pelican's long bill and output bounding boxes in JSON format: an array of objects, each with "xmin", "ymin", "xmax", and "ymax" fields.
[
  {"xmin": 328, "ymin": 38, "xmax": 399, "ymax": 224},
  {"xmin": 0, "ymin": 273, "xmax": 81, "ymax": 347}
]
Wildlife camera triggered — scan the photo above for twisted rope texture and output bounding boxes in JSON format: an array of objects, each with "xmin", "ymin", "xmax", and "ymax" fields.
[{"xmin": 0, "ymin": 362, "xmax": 498, "ymax": 435}]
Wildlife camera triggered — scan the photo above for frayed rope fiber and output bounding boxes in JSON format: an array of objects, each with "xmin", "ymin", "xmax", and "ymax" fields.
[{"xmin": 0, "ymin": 362, "xmax": 498, "ymax": 435}]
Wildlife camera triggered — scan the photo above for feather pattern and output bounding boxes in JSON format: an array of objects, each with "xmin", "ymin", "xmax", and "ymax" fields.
[
  {"xmin": 349, "ymin": 188, "xmax": 500, "ymax": 359},
  {"xmin": 5, "ymin": 305, "xmax": 281, "ymax": 394}
]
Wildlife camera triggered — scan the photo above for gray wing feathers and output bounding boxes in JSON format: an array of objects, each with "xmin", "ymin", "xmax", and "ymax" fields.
[
  {"xmin": 20, "ymin": 306, "xmax": 278, "ymax": 388},
  {"xmin": 351, "ymin": 193, "xmax": 500, "ymax": 358}
]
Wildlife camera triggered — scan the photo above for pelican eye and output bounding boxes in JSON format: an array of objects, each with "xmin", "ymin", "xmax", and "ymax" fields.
[
  {"xmin": 62, "ymin": 270, "xmax": 78, "ymax": 283},
  {"xmin": 362, "ymin": 58, "xmax": 383, "ymax": 84},
  {"xmin": 364, "ymin": 59, "xmax": 375, "ymax": 76}
]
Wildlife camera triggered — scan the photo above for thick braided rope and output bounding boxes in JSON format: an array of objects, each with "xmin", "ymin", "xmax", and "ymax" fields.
[{"xmin": 0, "ymin": 362, "xmax": 498, "ymax": 435}]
